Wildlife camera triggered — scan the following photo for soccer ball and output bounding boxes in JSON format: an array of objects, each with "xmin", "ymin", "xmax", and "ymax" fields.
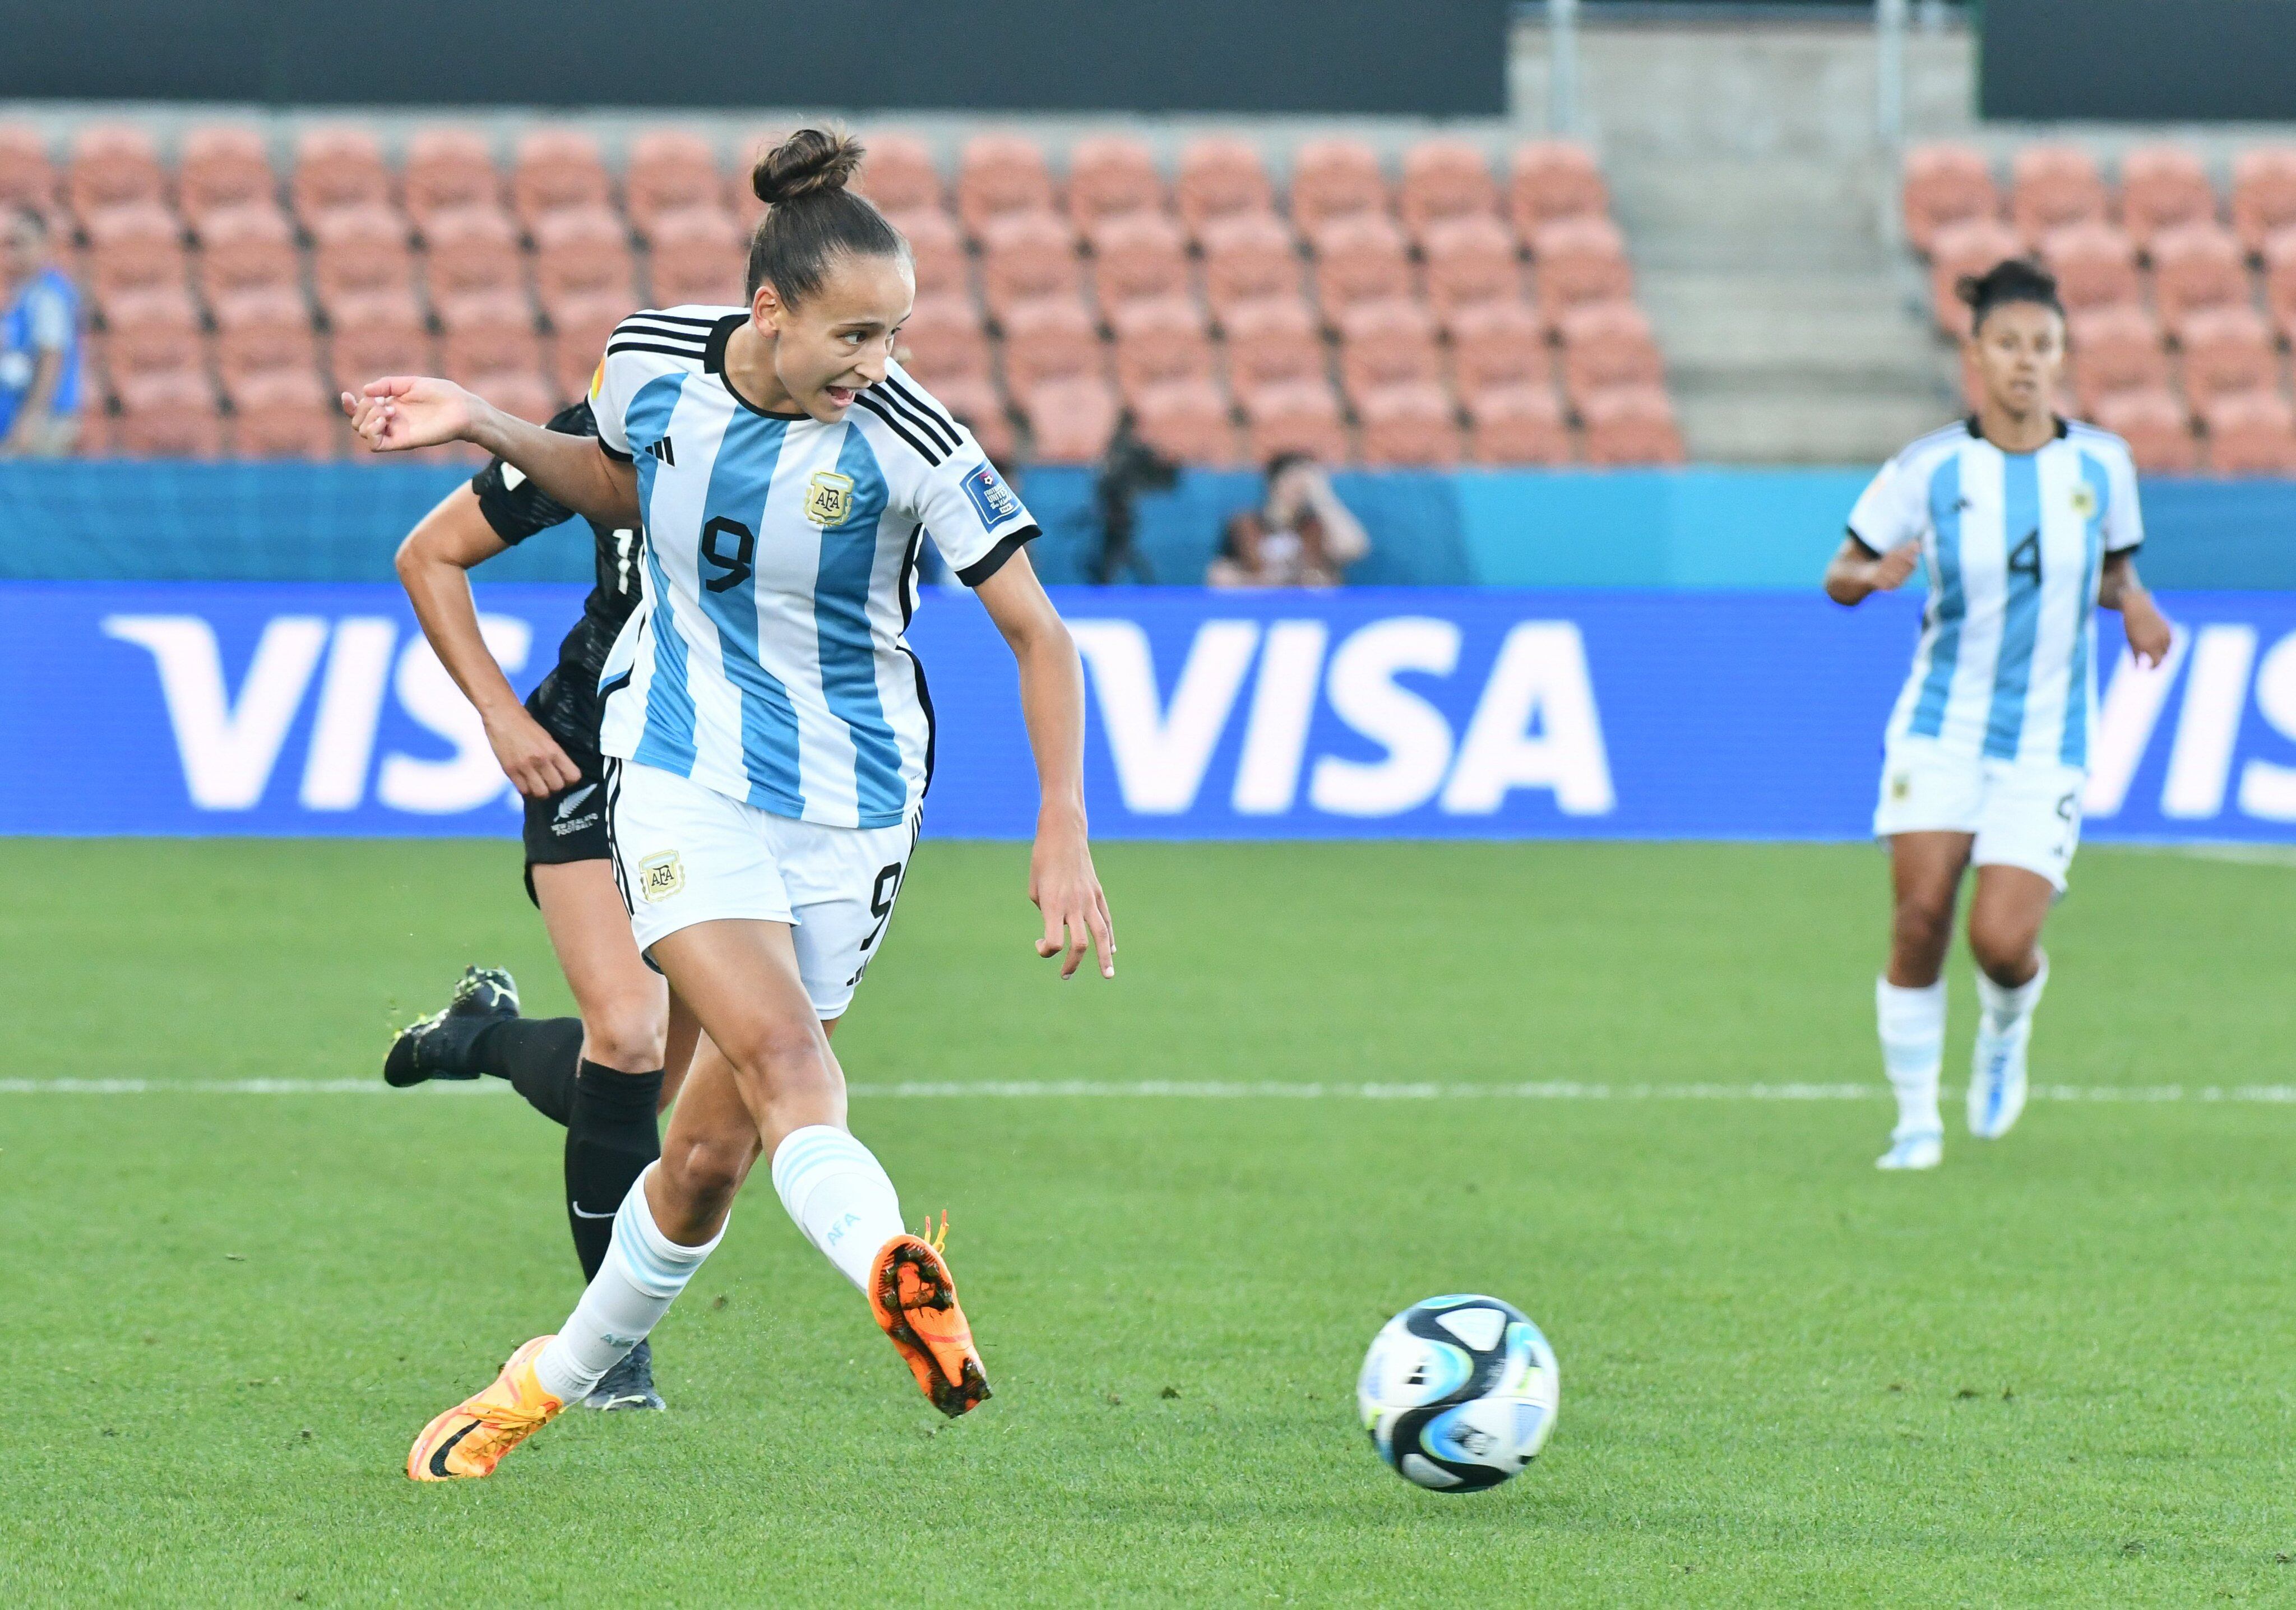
[{"xmin": 1357, "ymin": 1294, "xmax": 1559, "ymax": 1492}]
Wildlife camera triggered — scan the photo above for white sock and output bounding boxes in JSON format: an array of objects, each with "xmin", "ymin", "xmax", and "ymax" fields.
[
  {"xmin": 771, "ymin": 1125, "xmax": 904, "ymax": 1293},
  {"xmin": 1975, "ymin": 952, "xmax": 2048, "ymax": 1038},
  {"xmin": 1876, "ymin": 977, "xmax": 1946, "ymax": 1139},
  {"xmin": 533, "ymin": 1165, "xmax": 723, "ymax": 1403}
]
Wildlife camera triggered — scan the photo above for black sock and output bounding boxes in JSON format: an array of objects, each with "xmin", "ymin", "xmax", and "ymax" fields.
[
  {"xmin": 469, "ymin": 1018, "xmax": 585, "ymax": 1126},
  {"xmin": 565, "ymin": 1061, "xmax": 665, "ymax": 1281}
]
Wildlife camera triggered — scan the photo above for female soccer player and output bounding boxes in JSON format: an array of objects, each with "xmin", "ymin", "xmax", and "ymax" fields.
[
  {"xmin": 1823, "ymin": 259, "xmax": 2172, "ymax": 1172},
  {"xmin": 348, "ymin": 128, "xmax": 1114, "ymax": 1479}
]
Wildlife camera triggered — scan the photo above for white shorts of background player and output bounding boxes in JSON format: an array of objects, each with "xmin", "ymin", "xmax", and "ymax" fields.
[{"xmin": 1872, "ymin": 737, "xmax": 2085, "ymax": 892}]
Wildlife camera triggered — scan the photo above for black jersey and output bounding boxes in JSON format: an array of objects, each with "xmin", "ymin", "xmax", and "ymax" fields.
[{"xmin": 470, "ymin": 400, "xmax": 642, "ymax": 765}]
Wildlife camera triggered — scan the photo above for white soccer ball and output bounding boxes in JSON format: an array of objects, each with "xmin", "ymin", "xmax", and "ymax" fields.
[{"xmin": 1357, "ymin": 1294, "xmax": 1559, "ymax": 1492}]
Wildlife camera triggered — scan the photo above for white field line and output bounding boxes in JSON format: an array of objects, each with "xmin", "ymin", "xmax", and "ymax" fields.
[{"xmin": 3, "ymin": 1078, "xmax": 2295, "ymax": 1104}]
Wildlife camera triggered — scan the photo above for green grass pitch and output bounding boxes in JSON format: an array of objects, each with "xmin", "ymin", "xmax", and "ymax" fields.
[{"xmin": 3, "ymin": 836, "xmax": 2292, "ymax": 1606}]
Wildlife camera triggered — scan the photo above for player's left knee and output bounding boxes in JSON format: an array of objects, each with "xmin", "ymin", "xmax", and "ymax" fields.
[{"xmin": 1967, "ymin": 922, "xmax": 2039, "ymax": 986}]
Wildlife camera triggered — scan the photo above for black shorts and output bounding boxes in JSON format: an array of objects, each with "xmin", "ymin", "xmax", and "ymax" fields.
[{"xmin": 521, "ymin": 753, "xmax": 611, "ymax": 905}]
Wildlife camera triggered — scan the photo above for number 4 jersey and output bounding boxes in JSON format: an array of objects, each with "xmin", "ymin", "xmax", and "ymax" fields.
[
  {"xmin": 1847, "ymin": 417, "xmax": 2144, "ymax": 772},
  {"xmin": 590, "ymin": 307, "xmax": 1039, "ymax": 830}
]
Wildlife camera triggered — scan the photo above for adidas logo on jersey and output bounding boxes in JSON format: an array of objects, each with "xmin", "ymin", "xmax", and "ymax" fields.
[{"xmin": 646, "ymin": 437, "xmax": 677, "ymax": 467}]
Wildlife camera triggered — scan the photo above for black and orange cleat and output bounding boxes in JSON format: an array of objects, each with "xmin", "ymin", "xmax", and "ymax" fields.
[{"xmin": 868, "ymin": 1214, "xmax": 991, "ymax": 1418}]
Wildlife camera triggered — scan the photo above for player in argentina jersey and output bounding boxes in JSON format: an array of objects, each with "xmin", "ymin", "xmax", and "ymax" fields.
[
  {"xmin": 349, "ymin": 129, "xmax": 1116, "ymax": 1479},
  {"xmin": 1823, "ymin": 260, "xmax": 2172, "ymax": 1172}
]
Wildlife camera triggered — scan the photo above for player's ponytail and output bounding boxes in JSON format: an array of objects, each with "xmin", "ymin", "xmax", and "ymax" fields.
[{"xmin": 744, "ymin": 128, "xmax": 908, "ymax": 306}]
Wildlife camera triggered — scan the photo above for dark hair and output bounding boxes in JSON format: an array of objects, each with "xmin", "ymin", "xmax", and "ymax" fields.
[
  {"xmin": 744, "ymin": 128, "xmax": 908, "ymax": 304},
  {"xmin": 1956, "ymin": 257, "xmax": 2064, "ymax": 333},
  {"xmin": 4, "ymin": 201, "xmax": 47, "ymax": 237},
  {"xmin": 1263, "ymin": 450, "xmax": 1315, "ymax": 481}
]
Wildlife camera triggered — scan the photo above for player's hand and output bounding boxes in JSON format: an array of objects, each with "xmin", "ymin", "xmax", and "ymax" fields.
[
  {"xmin": 483, "ymin": 704, "xmax": 584, "ymax": 798},
  {"xmin": 1029, "ymin": 808, "xmax": 1114, "ymax": 980},
  {"xmin": 2122, "ymin": 591, "xmax": 2174, "ymax": 669},
  {"xmin": 1871, "ymin": 541, "xmax": 1922, "ymax": 590},
  {"xmin": 341, "ymin": 376, "xmax": 478, "ymax": 453}
]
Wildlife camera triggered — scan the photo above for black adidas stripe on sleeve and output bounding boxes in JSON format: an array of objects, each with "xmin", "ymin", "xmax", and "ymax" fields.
[{"xmin": 853, "ymin": 391, "xmax": 945, "ymax": 466}]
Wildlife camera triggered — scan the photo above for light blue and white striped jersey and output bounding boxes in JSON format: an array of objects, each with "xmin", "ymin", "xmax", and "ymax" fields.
[
  {"xmin": 1848, "ymin": 418, "xmax": 2142, "ymax": 770},
  {"xmin": 590, "ymin": 307, "xmax": 1037, "ymax": 829}
]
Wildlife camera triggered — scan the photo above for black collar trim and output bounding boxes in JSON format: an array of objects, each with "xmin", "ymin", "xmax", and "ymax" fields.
[
  {"xmin": 1964, "ymin": 414, "xmax": 2070, "ymax": 446},
  {"xmin": 703, "ymin": 313, "xmax": 808, "ymax": 420}
]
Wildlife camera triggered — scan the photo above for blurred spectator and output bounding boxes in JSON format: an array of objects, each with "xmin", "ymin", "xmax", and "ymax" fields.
[
  {"xmin": 1091, "ymin": 413, "xmax": 1178, "ymax": 583},
  {"xmin": 1207, "ymin": 454, "xmax": 1369, "ymax": 587},
  {"xmin": 0, "ymin": 205, "xmax": 83, "ymax": 456}
]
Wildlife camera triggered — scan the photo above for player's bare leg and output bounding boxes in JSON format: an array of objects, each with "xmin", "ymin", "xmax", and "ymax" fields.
[
  {"xmin": 1874, "ymin": 831, "xmax": 1973, "ymax": 1170},
  {"xmin": 1963, "ymin": 864, "xmax": 2054, "ymax": 1139}
]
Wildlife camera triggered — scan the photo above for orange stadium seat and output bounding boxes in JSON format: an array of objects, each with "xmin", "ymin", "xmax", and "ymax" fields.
[
  {"xmin": 1335, "ymin": 299, "xmax": 1442, "ymax": 407},
  {"xmin": 979, "ymin": 210, "xmax": 1080, "ymax": 319},
  {"xmin": 2090, "ymin": 388, "xmax": 2197, "ymax": 473},
  {"xmin": 957, "ymin": 134, "xmax": 1056, "ymax": 239},
  {"xmin": 1220, "ymin": 296, "xmax": 1326, "ymax": 391},
  {"xmin": 1357, "ymin": 381, "xmax": 1463, "ymax": 467},
  {"xmin": 898, "ymin": 293, "xmax": 992, "ymax": 386},
  {"xmin": 325, "ymin": 289, "xmax": 434, "ymax": 393},
  {"xmin": 2036, "ymin": 221, "xmax": 2140, "ymax": 316},
  {"xmin": 177, "ymin": 126, "xmax": 275, "ymax": 226},
  {"xmin": 2232, "ymin": 147, "xmax": 2296, "ymax": 256},
  {"xmin": 1088, "ymin": 212, "xmax": 1191, "ymax": 312},
  {"xmin": 1925, "ymin": 218, "xmax": 2022, "ymax": 335},
  {"xmin": 854, "ymin": 133, "xmax": 943, "ymax": 217},
  {"xmin": 2262, "ymin": 228, "xmax": 2296, "ymax": 343},
  {"xmin": 422, "ymin": 205, "xmax": 525, "ymax": 301},
  {"xmin": 212, "ymin": 286, "xmax": 319, "ymax": 389},
  {"xmin": 1580, "ymin": 384, "xmax": 1684, "ymax": 466},
  {"xmin": 1200, "ymin": 212, "xmax": 1302, "ymax": 317},
  {"xmin": 404, "ymin": 129, "xmax": 502, "ymax": 232},
  {"xmin": 67, "ymin": 126, "xmax": 166, "ymax": 229},
  {"xmin": 1019, "ymin": 374, "xmax": 1117, "ymax": 462},
  {"xmin": 291, "ymin": 128, "xmax": 393, "ymax": 229},
  {"xmin": 113, "ymin": 369, "xmax": 225, "ymax": 457},
  {"xmin": 1175, "ymin": 137, "xmax": 1275, "ymax": 241},
  {"xmin": 101, "ymin": 286, "xmax": 205, "ymax": 383},
  {"xmin": 2202, "ymin": 389, "xmax": 2296, "ymax": 474},
  {"xmin": 646, "ymin": 206, "xmax": 745, "ymax": 306},
  {"xmin": 1448, "ymin": 300, "xmax": 1551, "ymax": 395},
  {"xmin": 2177, "ymin": 306, "xmax": 2279, "ymax": 406},
  {"xmin": 2118, "ymin": 146, "xmax": 2217, "ymax": 253},
  {"xmin": 1239, "ymin": 376, "xmax": 1348, "ymax": 464},
  {"xmin": 1420, "ymin": 214, "xmax": 1522, "ymax": 327},
  {"xmin": 998, "ymin": 297, "xmax": 1103, "ymax": 394},
  {"xmin": 465, "ymin": 367, "xmax": 560, "ymax": 427},
  {"xmin": 437, "ymin": 289, "xmax": 543, "ymax": 383},
  {"xmin": 1531, "ymin": 216, "xmax": 1632, "ymax": 329},
  {"xmin": 193, "ymin": 202, "xmax": 299, "ymax": 302},
  {"xmin": 1508, "ymin": 142, "xmax": 1609, "ymax": 247},
  {"xmin": 0, "ymin": 124, "xmax": 56, "ymax": 213},
  {"xmin": 227, "ymin": 368, "xmax": 336, "ymax": 459},
  {"xmin": 1109, "ymin": 295, "xmax": 1214, "ymax": 404},
  {"xmin": 624, "ymin": 130, "xmax": 721, "ymax": 238},
  {"xmin": 1399, "ymin": 140, "xmax": 1499, "ymax": 246},
  {"xmin": 547, "ymin": 291, "xmax": 633, "ymax": 402},
  {"xmin": 1289, "ymin": 138, "xmax": 1387, "ymax": 235},
  {"xmin": 1558, "ymin": 300, "xmax": 1664, "ymax": 406},
  {"xmin": 891, "ymin": 206, "xmax": 968, "ymax": 300},
  {"xmin": 533, "ymin": 207, "xmax": 636, "ymax": 305},
  {"xmin": 1466, "ymin": 381, "xmax": 1571, "ymax": 465},
  {"xmin": 310, "ymin": 202, "xmax": 415, "ymax": 304},
  {"xmin": 1067, "ymin": 135, "xmax": 1165, "ymax": 231},
  {"xmin": 2067, "ymin": 305, "xmax": 2170, "ymax": 414},
  {"xmin": 2150, "ymin": 221, "xmax": 2250, "ymax": 332},
  {"xmin": 1132, "ymin": 376, "xmax": 1242, "ymax": 466},
  {"xmin": 1901, "ymin": 144, "xmax": 1998, "ymax": 258},
  {"xmin": 84, "ymin": 200, "xmax": 186, "ymax": 304},
  {"xmin": 512, "ymin": 130, "xmax": 613, "ymax": 232},
  {"xmin": 1310, "ymin": 214, "xmax": 1413, "ymax": 320},
  {"xmin": 2009, "ymin": 146, "xmax": 2107, "ymax": 248},
  {"xmin": 929, "ymin": 374, "xmax": 1014, "ymax": 464}
]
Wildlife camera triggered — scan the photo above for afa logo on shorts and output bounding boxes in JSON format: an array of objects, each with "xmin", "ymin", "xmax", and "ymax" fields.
[
  {"xmin": 960, "ymin": 462, "xmax": 1021, "ymax": 530},
  {"xmin": 638, "ymin": 851, "xmax": 684, "ymax": 902}
]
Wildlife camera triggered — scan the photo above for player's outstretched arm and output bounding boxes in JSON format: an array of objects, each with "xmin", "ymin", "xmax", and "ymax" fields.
[
  {"xmin": 342, "ymin": 377, "xmax": 640, "ymax": 529},
  {"xmin": 2098, "ymin": 550, "xmax": 2173, "ymax": 667},
  {"xmin": 975, "ymin": 551, "xmax": 1115, "ymax": 982},
  {"xmin": 1823, "ymin": 535, "xmax": 1920, "ymax": 606}
]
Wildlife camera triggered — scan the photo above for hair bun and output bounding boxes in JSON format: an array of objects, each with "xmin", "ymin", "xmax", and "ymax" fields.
[{"xmin": 752, "ymin": 128, "xmax": 864, "ymax": 207}]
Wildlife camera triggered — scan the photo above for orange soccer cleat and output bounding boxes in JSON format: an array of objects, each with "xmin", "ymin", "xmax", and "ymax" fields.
[
  {"xmin": 406, "ymin": 1336, "xmax": 567, "ymax": 1481},
  {"xmin": 868, "ymin": 1215, "xmax": 992, "ymax": 1418}
]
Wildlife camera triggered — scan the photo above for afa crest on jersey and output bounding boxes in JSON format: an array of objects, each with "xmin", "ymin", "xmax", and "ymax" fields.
[
  {"xmin": 2068, "ymin": 483, "xmax": 2098, "ymax": 520},
  {"xmin": 804, "ymin": 470, "xmax": 855, "ymax": 528}
]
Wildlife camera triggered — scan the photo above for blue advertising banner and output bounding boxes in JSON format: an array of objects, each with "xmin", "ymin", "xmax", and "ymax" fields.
[{"xmin": 5, "ymin": 582, "xmax": 2294, "ymax": 843}]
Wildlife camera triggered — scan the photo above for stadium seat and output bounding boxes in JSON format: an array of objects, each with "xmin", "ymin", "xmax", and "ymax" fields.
[
  {"xmin": 1239, "ymin": 376, "xmax": 1348, "ymax": 464},
  {"xmin": 437, "ymin": 289, "xmax": 543, "ymax": 383},
  {"xmin": 1067, "ymin": 135, "xmax": 1165, "ymax": 231},
  {"xmin": 1447, "ymin": 300, "xmax": 1552, "ymax": 395},
  {"xmin": 324, "ymin": 288, "xmax": 434, "ymax": 394},
  {"xmin": 1399, "ymin": 140, "xmax": 1499, "ymax": 246},
  {"xmin": 1289, "ymin": 138, "xmax": 1388, "ymax": 235},
  {"xmin": 113, "ymin": 368, "xmax": 224, "ymax": 458},
  {"xmin": 2177, "ymin": 305, "xmax": 2279, "ymax": 406},
  {"xmin": 1309, "ymin": 214, "xmax": 1413, "ymax": 320},
  {"xmin": 2036, "ymin": 221, "xmax": 2141, "ymax": 315},
  {"xmin": 979, "ymin": 210, "xmax": 1081, "ymax": 319},
  {"xmin": 465, "ymin": 367, "xmax": 561, "ymax": 425},
  {"xmin": 898, "ymin": 293, "xmax": 992, "ymax": 387},
  {"xmin": 929, "ymin": 374, "xmax": 1015, "ymax": 464},
  {"xmin": 2202, "ymin": 388, "xmax": 2296, "ymax": 475},
  {"xmin": 1175, "ymin": 137, "xmax": 1275, "ymax": 241},
  {"xmin": 1558, "ymin": 300, "xmax": 1664, "ymax": 406},
  {"xmin": 2117, "ymin": 145, "xmax": 2217, "ymax": 253},
  {"xmin": 227, "ymin": 368, "xmax": 337, "ymax": 459},
  {"xmin": 547, "ymin": 291, "xmax": 633, "ymax": 402},
  {"xmin": 2091, "ymin": 387, "xmax": 2198, "ymax": 474},
  {"xmin": 624, "ymin": 130, "xmax": 721, "ymax": 238},
  {"xmin": 176, "ymin": 126, "xmax": 276, "ymax": 226},
  {"xmin": 1420, "ymin": 214, "xmax": 1522, "ymax": 327},
  {"xmin": 645, "ymin": 206, "xmax": 746, "ymax": 306},
  {"xmin": 2008, "ymin": 146, "xmax": 2108, "ymax": 248},
  {"xmin": 1087, "ymin": 212, "xmax": 1191, "ymax": 312},
  {"xmin": 84, "ymin": 201, "xmax": 187, "ymax": 304},
  {"xmin": 2066, "ymin": 305, "xmax": 2170, "ymax": 414},
  {"xmin": 311, "ymin": 202, "xmax": 415, "ymax": 303},
  {"xmin": 957, "ymin": 134, "xmax": 1056, "ymax": 239},
  {"xmin": 403, "ymin": 129, "xmax": 502, "ymax": 232},
  {"xmin": 1901, "ymin": 144, "xmax": 1998, "ymax": 258},
  {"xmin": 512, "ymin": 130, "xmax": 613, "ymax": 233},
  {"xmin": 2262, "ymin": 228, "xmax": 2296, "ymax": 343},
  {"xmin": 854, "ymin": 133, "xmax": 943, "ymax": 217},
  {"xmin": 100, "ymin": 286, "xmax": 205, "ymax": 382},
  {"xmin": 1508, "ymin": 142, "xmax": 1609, "ymax": 248},
  {"xmin": 2232, "ymin": 147, "xmax": 2296, "ymax": 256},
  {"xmin": 2149, "ymin": 221, "xmax": 2250, "ymax": 332},
  {"xmin": 422, "ymin": 205, "xmax": 525, "ymax": 301},
  {"xmin": 1200, "ymin": 211, "xmax": 1303, "ymax": 317},
  {"xmin": 211, "ymin": 285, "xmax": 319, "ymax": 389},
  {"xmin": 1219, "ymin": 296, "xmax": 1326, "ymax": 390},
  {"xmin": 890, "ymin": 206, "xmax": 968, "ymax": 301},
  {"xmin": 0, "ymin": 124, "xmax": 56, "ymax": 214},
  {"xmin": 192, "ymin": 203, "xmax": 299, "ymax": 302},
  {"xmin": 1132, "ymin": 376, "xmax": 1242, "ymax": 466},
  {"xmin": 998, "ymin": 297, "xmax": 1103, "ymax": 394},
  {"xmin": 1466, "ymin": 381, "xmax": 1571, "ymax": 465},
  {"xmin": 1019, "ymin": 374, "xmax": 1118, "ymax": 463},
  {"xmin": 1110, "ymin": 295, "xmax": 1214, "ymax": 404},
  {"xmin": 1531, "ymin": 216, "xmax": 1633, "ymax": 330},
  {"xmin": 291, "ymin": 128, "xmax": 394, "ymax": 229},
  {"xmin": 67, "ymin": 125, "xmax": 166, "ymax": 230},
  {"xmin": 1925, "ymin": 218, "xmax": 2022, "ymax": 335},
  {"xmin": 1579, "ymin": 384, "xmax": 1685, "ymax": 465},
  {"xmin": 533, "ymin": 207, "xmax": 636, "ymax": 305},
  {"xmin": 1357, "ymin": 381, "xmax": 1463, "ymax": 466},
  {"xmin": 1335, "ymin": 298, "xmax": 1442, "ymax": 407}
]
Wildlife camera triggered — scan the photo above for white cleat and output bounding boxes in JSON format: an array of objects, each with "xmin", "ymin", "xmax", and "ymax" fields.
[
  {"xmin": 1876, "ymin": 1130, "xmax": 1943, "ymax": 1171},
  {"xmin": 1968, "ymin": 1026, "xmax": 2031, "ymax": 1139}
]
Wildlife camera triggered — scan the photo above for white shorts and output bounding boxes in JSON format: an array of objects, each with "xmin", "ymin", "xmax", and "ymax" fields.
[
  {"xmin": 1872, "ymin": 738, "xmax": 2085, "ymax": 891},
  {"xmin": 605, "ymin": 759, "xmax": 918, "ymax": 1019}
]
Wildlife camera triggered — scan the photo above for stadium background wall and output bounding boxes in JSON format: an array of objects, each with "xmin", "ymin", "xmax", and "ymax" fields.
[
  {"xmin": 0, "ymin": 0, "xmax": 1509, "ymax": 115},
  {"xmin": 1980, "ymin": 0, "xmax": 2296, "ymax": 122}
]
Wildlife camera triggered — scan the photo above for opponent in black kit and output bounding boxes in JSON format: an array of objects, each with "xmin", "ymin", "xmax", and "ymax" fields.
[{"xmin": 382, "ymin": 400, "xmax": 700, "ymax": 1411}]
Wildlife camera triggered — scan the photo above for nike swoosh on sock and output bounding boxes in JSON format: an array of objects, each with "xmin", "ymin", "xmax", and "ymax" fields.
[{"xmin": 571, "ymin": 1204, "xmax": 617, "ymax": 1220}]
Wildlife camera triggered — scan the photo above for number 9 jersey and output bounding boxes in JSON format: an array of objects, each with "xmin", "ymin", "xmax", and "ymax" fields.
[{"xmin": 590, "ymin": 306, "xmax": 1039, "ymax": 830}]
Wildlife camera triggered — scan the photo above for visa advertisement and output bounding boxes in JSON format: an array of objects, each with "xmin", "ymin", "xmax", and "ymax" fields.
[{"xmin": 4, "ymin": 582, "xmax": 2293, "ymax": 843}]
